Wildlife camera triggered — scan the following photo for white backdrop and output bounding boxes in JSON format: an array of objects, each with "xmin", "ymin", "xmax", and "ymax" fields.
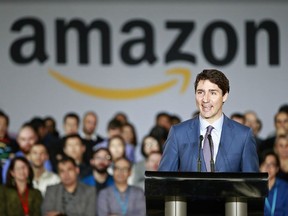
[{"xmin": 0, "ymin": 2, "xmax": 287, "ymax": 141}]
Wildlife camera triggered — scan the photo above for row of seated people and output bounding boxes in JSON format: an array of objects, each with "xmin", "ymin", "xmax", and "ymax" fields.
[{"xmin": 1, "ymin": 147, "xmax": 288, "ymax": 216}]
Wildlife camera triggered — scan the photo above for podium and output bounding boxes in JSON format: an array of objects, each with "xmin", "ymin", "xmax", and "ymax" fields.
[{"xmin": 145, "ymin": 171, "xmax": 268, "ymax": 216}]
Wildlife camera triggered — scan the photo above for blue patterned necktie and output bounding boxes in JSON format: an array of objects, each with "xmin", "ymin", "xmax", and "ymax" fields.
[{"xmin": 203, "ymin": 125, "xmax": 214, "ymax": 172}]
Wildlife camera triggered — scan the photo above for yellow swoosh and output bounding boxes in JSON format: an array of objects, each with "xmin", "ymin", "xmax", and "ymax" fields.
[{"xmin": 48, "ymin": 68, "xmax": 191, "ymax": 100}]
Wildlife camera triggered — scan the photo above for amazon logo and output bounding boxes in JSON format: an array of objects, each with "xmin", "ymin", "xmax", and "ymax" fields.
[{"xmin": 9, "ymin": 17, "xmax": 280, "ymax": 99}]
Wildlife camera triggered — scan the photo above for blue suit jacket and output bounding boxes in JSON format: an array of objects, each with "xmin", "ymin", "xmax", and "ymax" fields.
[{"xmin": 158, "ymin": 115, "xmax": 259, "ymax": 172}]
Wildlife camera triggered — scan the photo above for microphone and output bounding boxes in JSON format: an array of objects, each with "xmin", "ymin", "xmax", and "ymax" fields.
[
  {"xmin": 207, "ymin": 134, "xmax": 215, "ymax": 172},
  {"xmin": 197, "ymin": 135, "xmax": 204, "ymax": 172}
]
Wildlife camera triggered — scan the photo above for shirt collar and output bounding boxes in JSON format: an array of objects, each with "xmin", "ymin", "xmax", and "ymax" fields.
[{"xmin": 199, "ymin": 113, "xmax": 224, "ymax": 132}]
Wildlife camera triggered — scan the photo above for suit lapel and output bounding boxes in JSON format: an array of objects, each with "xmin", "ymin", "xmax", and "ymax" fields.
[
  {"xmin": 215, "ymin": 115, "xmax": 234, "ymax": 170},
  {"xmin": 186, "ymin": 117, "xmax": 202, "ymax": 171}
]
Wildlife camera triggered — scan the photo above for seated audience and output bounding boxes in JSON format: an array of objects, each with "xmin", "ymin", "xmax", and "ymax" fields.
[
  {"xmin": 42, "ymin": 156, "xmax": 96, "ymax": 216},
  {"xmin": 29, "ymin": 143, "xmax": 60, "ymax": 196},
  {"xmin": 81, "ymin": 147, "xmax": 114, "ymax": 192},
  {"xmin": 259, "ymin": 151, "xmax": 288, "ymax": 215},
  {"xmin": 4, "ymin": 156, "xmax": 42, "ymax": 216},
  {"xmin": 97, "ymin": 157, "xmax": 146, "ymax": 216}
]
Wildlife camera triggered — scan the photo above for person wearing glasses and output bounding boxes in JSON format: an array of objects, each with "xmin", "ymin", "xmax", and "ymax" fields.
[{"xmin": 97, "ymin": 157, "xmax": 146, "ymax": 216}]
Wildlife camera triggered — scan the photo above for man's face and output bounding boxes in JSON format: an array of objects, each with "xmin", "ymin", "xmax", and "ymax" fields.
[
  {"xmin": 0, "ymin": 116, "xmax": 8, "ymax": 138},
  {"xmin": 63, "ymin": 117, "xmax": 79, "ymax": 136},
  {"xmin": 157, "ymin": 116, "xmax": 171, "ymax": 131},
  {"xmin": 275, "ymin": 112, "xmax": 288, "ymax": 134},
  {"xmin": 17, "ymin": 127, "xmax": 38, "ymax": 154},
  {"xmin": 90, "ymin": 150, "xmax": 111, "ymax": 173},
  {"xmin": 58, "ymin": 161, "xmax": 79, "ymax": 187},
  {"xmin": 195, "ymin": 80, "xmax": 228, "ymax": 124},
  {"xmin": 63, "ymin": 137, "xmax": 85, "ymax": 163},
  {"xmin": 244, "ymin": 113, "xmax": 258, "ymax": 135},
  {"xmin": 113, "ymin": 159, "xmax": 131, "ymax": 185},
  {"xmin": 29, "ymin": 145, "xmax": 48, "ymax": 168},
  {"xmin": 83, "ymin": 114, "xmax": 97, "ymax": 135}
]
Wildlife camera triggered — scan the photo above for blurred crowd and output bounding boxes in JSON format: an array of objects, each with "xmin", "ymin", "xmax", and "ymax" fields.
[{"xmin": 0, "ymin": 104, "xmax": 287, "ymax": 215}]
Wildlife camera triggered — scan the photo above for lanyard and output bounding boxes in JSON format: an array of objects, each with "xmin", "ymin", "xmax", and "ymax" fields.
[
  {"xmin": 17, "ymin": 187, "xmax": 29, "ymax": 216},
  {"xmin": 265, "ymin": 185, "xmax": 278, "ymax": 216},
  {"xmin": 113, "ymin": 185, "xmax": 130, "ymax": 216}
]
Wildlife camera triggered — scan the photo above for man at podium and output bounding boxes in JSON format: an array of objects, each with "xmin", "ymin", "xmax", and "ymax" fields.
[{"xmin": 158, "ymin": 69, "xmax": 259, "ymax": 172}]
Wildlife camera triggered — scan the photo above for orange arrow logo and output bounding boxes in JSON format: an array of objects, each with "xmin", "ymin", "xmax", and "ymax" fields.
[{"xmin": 48, "ymin": 68, "xmax": 191, "ymax": 100}]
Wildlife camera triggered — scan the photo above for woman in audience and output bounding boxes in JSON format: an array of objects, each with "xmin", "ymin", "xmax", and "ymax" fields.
[
  {"xmin": 122, "ymin": 122, "xmax": 138, "ymax": 147},
  {"xmin": 259, "ymin": 151, "xmax": 288, "ymax": 215},
  {"xmin": 108, "ymin": 135, "xmax": 126, "ymax": 174},
  {"xmin": 4, "ymin": 156, "xmax": 42, "ymax": 216}
]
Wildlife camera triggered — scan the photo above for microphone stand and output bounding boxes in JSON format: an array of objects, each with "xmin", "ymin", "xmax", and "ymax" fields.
[
  {"xmin": 197, "ymin": 135, "xmax": 204, "ymax": 172},
  {"xmin": 207, "ymin": 134, "xmax": 215, "ymax": 172}
]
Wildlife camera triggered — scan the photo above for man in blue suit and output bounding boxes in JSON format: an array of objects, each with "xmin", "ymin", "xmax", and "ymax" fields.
[{"xmin": 158, "ymin": 69, "xmax": 259, "ymax": 172}]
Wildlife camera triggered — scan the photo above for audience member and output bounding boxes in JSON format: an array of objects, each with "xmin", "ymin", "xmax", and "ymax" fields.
[
  {"xmin": 81, "ymin": 147, "xmax": 114, "ymax": 192},
  {"xmin": 63, "ymin": 112, "xmax": 80, "ymax": 136},
  {"xmin": 244, "ymin": 111, "xmax": 263, "ymax": 149},
  {"xmin": 95, "ymin": 119, "xmax": 135, "ymax": 162},
  {"xmin": 171, "ymin": 114, "xmax": 181, "ymax": 125},
  {"xmin": 44, "ymin": 116, "xmax": 60, "ymax": 138},
  {"xmin": 259, "ymin": 151, "xmax": 288, "ymax": 215},
  {"xmin": 42, "ymin": 156, "xmax": 96, "ymax": 216},
  {"xmin": 130, "ymin": 136, "xmax": 162, "ymax": 188},
  {"xmin": 113, "ymin": 112, "xmax": 129, "ymax": 124},
  {"xmin": 230, "ymin": 112, "xmax": 245, "ymax": 125},
  {"xmin": 4, "ymin": 156, "xmax": 42, "ymax": 216},
  {"xmin": 97, "ymin": 157, "xmax": 146, "ymax": 216},
  {"xmin": 63, "ymin": 134, "xmax": 91, "ymax": 179},
  {"xmin": 132, "ymin": 151, "xmax": 162, "ymax": 190},
  {"xmin": 30, "ymin": 117, "xmax": 60, "ymax": 172},
  {"xmin": 81, "ymin": 111, "xmax": 104, "ymax": 165},
  {"xmin": 29, "ymin": 143, "xmax": 60, "ymax": 196},
  {"xmin": 2, "ymin": 124, "xmax": 52, "ymax": 183},
  {"xmin": 274, "ymin": 135, "xmax": 288, "ymax": 182},
  {"xmin": 149, "ymin": 125, "xmax": 168, "ymax": 147},
  {"xmin": 122, "ymin": 122, "xmax": 138, "ymax": 147},
  {"xmin": 260, "ymin": 111, "xmax": 288, "ymax": 155},
  {"xmin": 0, "ymin": 110, "xmax": 13, "ymax": 165},
  {"xmin": 155, "ymin": 112, "xmax": 172, "ymax": 132}
]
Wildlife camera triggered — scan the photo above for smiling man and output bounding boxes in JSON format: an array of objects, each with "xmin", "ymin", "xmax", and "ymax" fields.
[{"xmin": 158, "ymin": 69, "xmax": 259, "ymax": 172}]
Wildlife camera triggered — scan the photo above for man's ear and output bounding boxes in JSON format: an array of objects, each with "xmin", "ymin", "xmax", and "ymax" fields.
[{"xmin": 223, "ymin": 93, "xmax": 229, "ymax": 103}]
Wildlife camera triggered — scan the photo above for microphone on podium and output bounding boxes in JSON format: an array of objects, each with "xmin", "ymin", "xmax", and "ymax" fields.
[
  {"xmin": 207, "ymin": 134, "xmax": 215, "ymax": 172},
  {"xmin": 197, "ymin": 135, "xmax": 204, "ymax": 172}
]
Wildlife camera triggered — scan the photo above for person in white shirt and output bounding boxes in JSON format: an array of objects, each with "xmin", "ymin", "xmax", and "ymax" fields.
[{"xmin": 29, "ymin": 143, "xmax": 60, "ymax": 196}]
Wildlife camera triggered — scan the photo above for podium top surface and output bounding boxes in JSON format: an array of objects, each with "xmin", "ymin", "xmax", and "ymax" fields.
[{"xmin": 145, "ymin": 171, "xmax": 268, "ymax": 199}]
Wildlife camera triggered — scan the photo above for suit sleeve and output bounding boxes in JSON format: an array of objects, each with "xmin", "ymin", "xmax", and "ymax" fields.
[
  {"xmin": 158, "ymin": 126, "xmax": 179, "ymax": 171},
  {"xmin": 242, "ymin": 129, "xmax": 259, "ymax": 172}
]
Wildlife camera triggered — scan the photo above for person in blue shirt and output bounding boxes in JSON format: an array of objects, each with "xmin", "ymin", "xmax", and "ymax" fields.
[
  {"xmin": 260, "ymin": 151, "xmax": 288, "ymax": 216},
  {"xmin": 81, "ymin": 147, "xmax": 114, "ymax": 192}
]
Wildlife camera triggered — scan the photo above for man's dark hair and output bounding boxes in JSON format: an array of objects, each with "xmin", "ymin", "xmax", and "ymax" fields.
[
  {"xmin": 113, "ymin": 156, "xmax": 132, "ymax": 170},
  {"xmin": 279, "ymin": 104, "xmax": 288, "ymax": 114},
  {"xmin": 63, "ymin": 134, "xmax": 83, "ymax": 148},
  {"xmin": 107, "ymin": 119, "xmax": 123, "ymax": 131},
  {"xmin": 156, "ymin": 112, "xmax": 171, "ymax": 123},
  {"xmin": 92, "ymin": 147, "xmax": 112, "ymax": 159},
  {"xmin": 230, "ymin": 113, "xmax": 245, "ymax": 120},
  {"xmin": 57, "ymin": 155, "xmax": 78, "ymax": 168},
  {"xmin": 63, "ymin": 112, "xmax": 80, "ymax": 125},
  {"xmin": 194, "ymin": 69, "xmax": 230, "ymax": 96}
]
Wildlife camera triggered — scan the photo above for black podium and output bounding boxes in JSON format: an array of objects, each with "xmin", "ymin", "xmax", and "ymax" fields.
[{"xmin": 145, "ymin": 171, "xmax": 268, "ymax": 216}]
